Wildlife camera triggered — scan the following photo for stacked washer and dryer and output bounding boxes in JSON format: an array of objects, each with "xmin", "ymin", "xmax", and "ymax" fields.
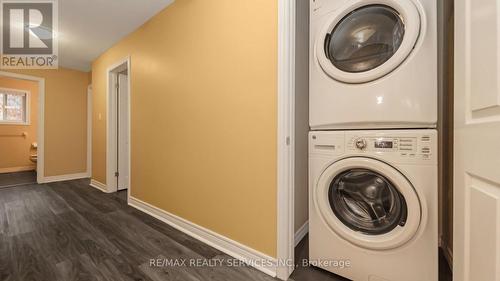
[{"xmin": 308, "ymin": 0, "xmax": 438, "ymax": 281}]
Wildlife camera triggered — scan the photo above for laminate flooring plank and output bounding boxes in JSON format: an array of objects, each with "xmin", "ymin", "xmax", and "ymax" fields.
[
  {"xmin": 108, "ymin": 209, "xmax": 215, "ymax": 263},
  {"xmin": 114, "ymin": 190, "xmax": 128, "ymax": 203},
  {"xmin": 138, "ymin": 254, "xmax": 206, "ymax": 281},
  {"xmin": 56, "ymin": 211, "xmax": 122, "ymax": 258},
  {"xmin": 56, "ymin": 259, "xmax": 82, "ymax": 281},
  {"xmin": 74, "ymin": 210, "xmax": 157, "ymax": 265},
  {"xmin": 90, "ymin": 258, "xmax": 129, "ymax": 281},
  {"xmin": 72, "ymin": 179, "xmax": 124, "ymax": 210},
  {"xmin": 65, "ymin": 180, "xmax": 122, "ymax": 214},
  {"xmin": 0, "ymin": 234, "xmax": 14, "ymax": 281},
  {"xmin": 290, "ymin": 235, "xmax": 352, "ymax": 281},
  {"xmin": 58, "ymin": 249, "xmax": 150, "ymax": 281},
  {"xmin": 24, "ymin": 187, "xmax": 59, "ymax": 230},
  {"xmin": 78, "ymin": 253, "xmax": 114, "ymax": 281},
  {"xmin": 0, "ymin": 200, "xmax": 8, "ymax": 236},
  {"xmin": 124, "ymin": 206, "xmax": 224, "ymax": 260},
  {"xmin": 34, "ymin": 186, "xmax": 75, "ymax": 215},
  {"xmin": 204, "ymin": 254, "xmax": 277, "ymax": 281},
  {"xmin": 30, "ymin": 221, "xmax": 86, "ymax": 265},
  {"xmin": 105, "ymin": 210, "xmax": 223, "ymax": 281},
  {"xmin": 48, "ymin": 181, "xmax": 101, "ymax": 215},
  {"xmin": 4, "ymin": 199, "xmax": 34, "ymax": 236},
  {"xmin": 56, "ymin": 255, "xmax": 111, "ymax": 281},
  {"xmin": 10, "ymin": 232, "xmax": 58, "ymax": 281},
  {"xmin": 104, "ymin": 254, "xmax": 155, "ymax": 281},
  {"xmin": 0, "ymin": 171, "xmax": 36, "ymax": 188},
  {"xmin": 0, "ymin": 184, "xmax": 33, "ymax": 204}
]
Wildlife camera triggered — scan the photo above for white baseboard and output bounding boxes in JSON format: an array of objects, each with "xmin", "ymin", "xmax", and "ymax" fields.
[
  {"xmin": 128, "ymin": 196, "xmax": 278, "ymax": 277},
  {"xmin": 90, "ymin": 179, "xmax": 108, "ymax": 193},
  {"xmin": 41, "ymin": 172, "xmax": 89, "ymax": 183},
  {"xmin": 294, "ymin": 221, "xmax": 309, "ymax": 247}
]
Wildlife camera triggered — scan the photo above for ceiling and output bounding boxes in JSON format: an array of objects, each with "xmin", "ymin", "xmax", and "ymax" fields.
[{"xmin": 58, "ymin": 0, "xmax": 175, "ymax": 72}]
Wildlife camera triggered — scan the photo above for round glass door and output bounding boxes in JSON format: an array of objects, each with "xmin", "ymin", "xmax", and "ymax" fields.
[
  {"xmin": 315, "ymin": 0, "xmax": 421, "ymax": 83},
  {"xmin": 314, "ymin": 157, "xmax": 422, "ymax": 250},
  {"xmin": 328, "ymin": 169, "xmax": 408, "ymax": 235},
  {"xmin": 325, "ymin": 5, "xmax": 405, "ymax": 73}
]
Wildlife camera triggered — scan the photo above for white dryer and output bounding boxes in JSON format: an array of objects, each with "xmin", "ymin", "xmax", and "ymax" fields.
[
  {"xmin": 309, "ymin": 130, "xmax": 438, "ymax": 281},
  {"xmin": 310, "ymin": 0, "xmax": 437, "ymax": 130}
]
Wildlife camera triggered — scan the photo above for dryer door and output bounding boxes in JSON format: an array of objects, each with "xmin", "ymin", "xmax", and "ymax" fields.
[
  {"xmin": 314, "ymin": 157, "xmax": 422, "ymax": 250},
  {"xmin": 315, "ymin": 0, "xmax": 421, "ymax": 83}
]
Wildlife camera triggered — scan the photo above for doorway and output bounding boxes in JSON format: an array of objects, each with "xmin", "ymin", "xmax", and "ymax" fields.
[
  {"xmin": 106, "ymin": 58, "xmax": 131, "ymax": 194},
  {"xmin": 0, "ymin": 71, "xmax": 45, "ymax": 187}
]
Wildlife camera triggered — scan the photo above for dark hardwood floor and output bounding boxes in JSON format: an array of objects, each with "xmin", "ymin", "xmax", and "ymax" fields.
[
  {"xmin": 290, "ymin": 236, "xmax": 349, "ymax": 281},
  {"xmin": 290, "ymin": 235, "xmax": 453, "ymax": 281},
  {"xmin": 0, "ymin": 171, "xmax": 37, "ymax": 189},
  {"xmin": 0, "ymin": 179, "xmax": 278, "ymax": 281},
  {"xmin": 0, "ymin": 179, "xmax": 452, "ymax": 281}
]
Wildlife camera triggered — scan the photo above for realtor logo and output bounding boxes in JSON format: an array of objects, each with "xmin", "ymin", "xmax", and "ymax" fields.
[{"xmin": 1, "ymin": 0, "xmax": 58, "ymax": 69}]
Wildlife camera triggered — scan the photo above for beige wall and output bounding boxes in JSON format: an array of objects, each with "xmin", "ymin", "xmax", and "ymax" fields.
[
  {"xmin": 0, "ymin": 77, "xmax": 38, "ymax": 173},
  {"xmin": 3, "ymin": 68, "xmax": 90, "ymax": 177},
  {"xmin": 92, "ymin": 0, "xmax": 278, "ymax": 257}
]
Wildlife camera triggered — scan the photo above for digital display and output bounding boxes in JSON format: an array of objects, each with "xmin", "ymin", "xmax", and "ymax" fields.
[{"xmin": 375, "ymin": 141, "xmax": 393, "ymax": 149}]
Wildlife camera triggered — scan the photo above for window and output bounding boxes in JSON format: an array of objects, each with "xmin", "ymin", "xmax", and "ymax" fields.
[{"xmin": 0, "ymin": 89, "xmax": 29, "ymax": 125}]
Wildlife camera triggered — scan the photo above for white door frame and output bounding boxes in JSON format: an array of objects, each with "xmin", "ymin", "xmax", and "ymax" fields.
[
  {"xmin": 0, "ymin": 71, "xmax": 45, "ymax": 183},
  {"xmin": 87, "ymin": 85, "xmax": 92, "ymax": 177},
  {"xmin": 106, "ymin": 56, "xmax": 131, "ymax": 194},
  {"xmin": 277, "ymin": 0, "xmax": 296, "ymax": 279}
]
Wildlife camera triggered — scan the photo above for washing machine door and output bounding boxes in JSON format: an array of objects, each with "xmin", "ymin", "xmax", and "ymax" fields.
[
  {"xmin": 315, "ymin": 0, "xmax": 421, "ymax": 83},
  {"xmin": 314, "ymin": 157, "xmax": 422, "ymax": 250}
]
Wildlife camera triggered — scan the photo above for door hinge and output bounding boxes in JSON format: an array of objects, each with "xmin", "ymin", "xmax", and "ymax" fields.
[
  {"xmin": 115, "ymin": 172, "xmax": 119, "ymax": 177},
  {"xmin": 286, "ymin": 137, "xmax": 291, "ymax": 146}
]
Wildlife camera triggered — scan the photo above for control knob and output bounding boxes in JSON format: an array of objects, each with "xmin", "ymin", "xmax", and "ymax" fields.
[{"xmin": 355, "ymin": 138, "xmax": 367, "ymax": 150}]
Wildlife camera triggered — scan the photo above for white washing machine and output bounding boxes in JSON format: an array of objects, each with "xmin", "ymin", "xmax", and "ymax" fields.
[
  {"xmin": 310, "ymin": 0, "xmax": 437, "ymax": 130},
  {"xmin": 309, "ymin": 130, "xmax": 438, "ymax": 281}
]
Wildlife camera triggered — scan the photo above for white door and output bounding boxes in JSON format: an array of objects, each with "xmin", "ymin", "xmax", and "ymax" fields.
[
  {"xmin": 454, "ymin": 0, "xmax": 500, "ymax": 280},
  {"xmin": 117, "ymin": 73, "xmax": 129, "ymax": 191}
]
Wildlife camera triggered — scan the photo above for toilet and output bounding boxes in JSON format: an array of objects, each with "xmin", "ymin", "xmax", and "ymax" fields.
[{"xmin": 30, "ymin": 143, "xmax": 38, "ymax": 171}]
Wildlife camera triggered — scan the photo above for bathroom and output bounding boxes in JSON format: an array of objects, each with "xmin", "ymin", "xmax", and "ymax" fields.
[{"xmin": 0, "ymin": 74, "xmax": 39, "ymax": 188}]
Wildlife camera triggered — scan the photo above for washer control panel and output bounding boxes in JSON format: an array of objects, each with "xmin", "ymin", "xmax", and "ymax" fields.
[
  {"xmin": 349, "ymin": 137, "xmax": 418, "ymax": 152},
  {"xmin": 310, "ymin": 130, "xmax": 437, "ymax": 164},
  {"xmin": 347, "ymin": 134, "xmax": 434, "ymax": 161}
]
